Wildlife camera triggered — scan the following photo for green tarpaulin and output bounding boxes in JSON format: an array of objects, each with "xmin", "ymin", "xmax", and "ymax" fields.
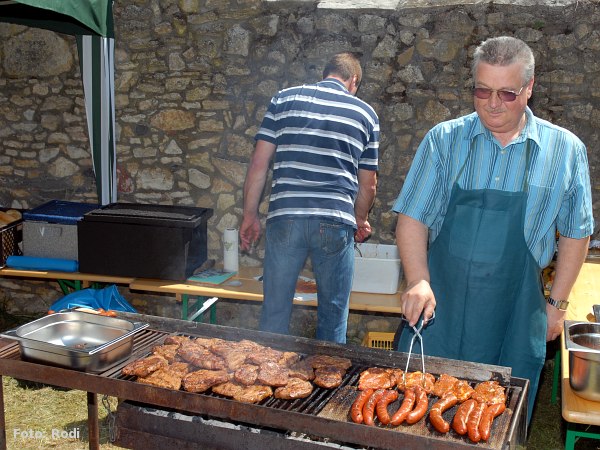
[{"xmin": 0, "ymin": 0, "xmax": 117, "ymax": 205}]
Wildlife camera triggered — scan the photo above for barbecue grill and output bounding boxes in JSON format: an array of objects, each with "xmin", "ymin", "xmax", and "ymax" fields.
[{"xmin": 0, "ymin": 312, "xmax": 528, "ymax": 450}]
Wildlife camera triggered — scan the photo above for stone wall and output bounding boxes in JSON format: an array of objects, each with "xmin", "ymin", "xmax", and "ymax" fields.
[{"xmin": 1, "ymin": 0, "xmax": 599, "ymax": 344}]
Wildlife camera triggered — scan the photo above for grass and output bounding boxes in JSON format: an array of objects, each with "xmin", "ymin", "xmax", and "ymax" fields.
[
  {"xmin": 3, "ymin": 378, "xmax": 121, "ymax": 450},
  {"xmin": 1, "ymin": 311, "xmax": 600, "ymax": 449}
]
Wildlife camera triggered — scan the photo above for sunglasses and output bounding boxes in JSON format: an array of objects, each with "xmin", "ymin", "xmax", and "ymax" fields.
[{"xmin": 472, "ymin": 84, "xmax": 527, "ymax": 102}]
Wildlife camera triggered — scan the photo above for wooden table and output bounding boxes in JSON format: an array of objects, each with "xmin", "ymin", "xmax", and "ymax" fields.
[
  {"xmin": 129, "ymin": 266, "xmax": 403, "ymax": 321},
  {"xmin": 560, "ymin": 261, "xmax": 600, "ymax": 449},
  {"xmin": 0, "ymin": 267, "xmax": 134, "ymax": 294},
  {"xmin": 0, "ymin": 266, "xmax": 402, "ymax": 322}
]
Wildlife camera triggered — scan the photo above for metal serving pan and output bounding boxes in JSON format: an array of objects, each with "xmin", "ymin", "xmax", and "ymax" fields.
[{"xmin": 1, "ymin": 311, "xmax": 148, "ymax": 373}]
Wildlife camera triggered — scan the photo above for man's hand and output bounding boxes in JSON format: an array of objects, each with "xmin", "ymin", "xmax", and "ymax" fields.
[
  {"xmin": 401, "ymin": 279, "xmax": 436, "ymax": 327},
  {"xmin": 240, "ymin": 215, "xmax": 261, "ymax": 252},
  {"xmin": 546, "ymin": 303, "xmax": 566, "ymax": 341},
  {"xmin": 354, "ymin": 220, "xmax": 372, "ymax": 243}
]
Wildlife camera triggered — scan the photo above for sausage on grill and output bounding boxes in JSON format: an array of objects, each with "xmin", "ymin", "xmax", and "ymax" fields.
[
  {"xmin": 350, "ymin": 388, "xmax": 374, "ymax": 424},
  {"xmin": 406, "ymin": 385, "xmax": 429, "ymax": 425},
  {"xmin": 390, "ymin": 386, "xmax": 416, "ymax": 426},
  {"xmin": 479, "ymin": 402, "xmax": 506, "ymax": 441},
  {"xmin": 429, "ymin": 392, "xmax": 458, "ymax": 433},
  {"xmin": 376, "ymin": 389, "xmax": 399, "ymax": 425},
  {"xmin": 467, "ymin": 401, "xmax": 487, "ymax": 443},
  {"xmin": 363, "ymin": 389, "xmax": 386, "ymax": 426},
  {"xmin": 452, "ymin": 398, "xmax": 476, "ymax": 435}
]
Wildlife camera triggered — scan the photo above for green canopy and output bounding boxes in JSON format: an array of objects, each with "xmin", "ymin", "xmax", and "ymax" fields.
[{"xmin": 0, "ymin": 0, "xmax": 117, "ymax": 205}]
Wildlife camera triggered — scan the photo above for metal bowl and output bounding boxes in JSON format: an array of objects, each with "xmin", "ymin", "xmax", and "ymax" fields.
[
  {"xmin": 1, "ymin": 311, "xmax": 148, "ymax": 373},
  {"xmin": 564, "ymin": 320, "xmax": 600, "ymax": 401}
]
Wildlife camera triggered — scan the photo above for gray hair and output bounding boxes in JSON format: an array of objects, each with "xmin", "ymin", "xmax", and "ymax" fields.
[{"xmin": 472, "ymin": 36, "xmax": 535, "ymax": 84}]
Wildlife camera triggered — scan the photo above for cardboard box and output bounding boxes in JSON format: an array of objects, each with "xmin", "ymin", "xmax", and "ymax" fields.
[
  {"xmin": 352, "ymin": 243, "xmax": 401, "ymax": 294},
  {"xmin": 22, "ymin": 200, "xmax": 98, "ymax": 260},
  {"xmin": 77, "ymin": 203, "xmax": 213, "ymax": 280}
]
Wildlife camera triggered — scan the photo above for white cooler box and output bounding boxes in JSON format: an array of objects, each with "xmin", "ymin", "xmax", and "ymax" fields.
[{"xmin": 352, "ymin": 243, "xmax": 402, "ymax": 294}]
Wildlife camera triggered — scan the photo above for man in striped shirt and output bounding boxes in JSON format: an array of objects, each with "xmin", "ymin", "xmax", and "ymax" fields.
[
  {"xmin": 241, "ymin": 52, "xmax": 379, "ymax": 344},
  {"xmin": 393, "ymin": 36, "xmax": 594, "ymax": 423}
]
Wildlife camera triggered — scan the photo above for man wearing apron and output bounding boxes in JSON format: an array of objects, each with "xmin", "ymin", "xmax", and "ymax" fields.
[{"xmin": 393, "ymin": 36, "xmax": 594, "ymax": 424}]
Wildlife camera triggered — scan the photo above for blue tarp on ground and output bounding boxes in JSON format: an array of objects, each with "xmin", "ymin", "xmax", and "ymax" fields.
[{"xmin": 49, "ymin": 285, "xmax": 136, "ymax": 312}]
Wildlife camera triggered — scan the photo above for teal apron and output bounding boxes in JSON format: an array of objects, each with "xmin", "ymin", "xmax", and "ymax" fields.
[{"xmin": 396, "ymin": 140, "xmax": 546, "ymax": 423}]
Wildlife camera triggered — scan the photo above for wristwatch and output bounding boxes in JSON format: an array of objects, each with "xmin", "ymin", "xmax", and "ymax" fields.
[{"xmin": 547, "ymin": 296, "xmax": 569, "ymax": 311}]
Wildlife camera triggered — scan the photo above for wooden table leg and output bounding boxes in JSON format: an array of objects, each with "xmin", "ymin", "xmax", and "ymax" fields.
[
  {"xmin": 87, "ymin": 392, "xmax": 99, "ymax": 450},
  {"xmin": 0, "ymin": 376, "xmax": 6, "ymax": 450}
]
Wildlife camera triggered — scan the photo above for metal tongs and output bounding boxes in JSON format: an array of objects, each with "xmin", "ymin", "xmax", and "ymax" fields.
[{"xmin": 402, "ymin": 311, "xmax": 435, "ymax": 386}]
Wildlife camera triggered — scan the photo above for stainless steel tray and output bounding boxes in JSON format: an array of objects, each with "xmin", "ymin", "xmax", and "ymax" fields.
[{"xmin": 1, "ymin": 311, "xmax": 148, "ymax": 373}]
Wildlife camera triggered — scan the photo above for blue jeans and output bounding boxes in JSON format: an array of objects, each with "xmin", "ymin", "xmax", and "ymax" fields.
[{"xmin": 260, "ymin": 217, "xmax": 355, "ymax": 343}]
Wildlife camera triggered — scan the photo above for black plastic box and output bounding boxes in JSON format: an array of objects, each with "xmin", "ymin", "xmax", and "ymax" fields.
[{"xmin": 77, "ymin": 203, "xmax": 213, "ymax": 280}]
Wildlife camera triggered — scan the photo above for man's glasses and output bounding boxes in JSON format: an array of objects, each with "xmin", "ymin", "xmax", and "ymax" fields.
[{"xmin": 472, "ymin": 84, "xmax": 527, "ymax": 102}]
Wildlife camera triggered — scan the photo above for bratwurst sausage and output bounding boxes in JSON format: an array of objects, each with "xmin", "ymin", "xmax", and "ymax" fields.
[
  {"xmin": 390, "ymin": 386, "xmax": 416, "ymax": 426},
  {"xmin": 406, "ymin": 385, "xmax": 429, "ymax": 425},
  {"xmin": 363, "ymin": 389, "xmax": 385, "ymax": 426},
  {"xmin": 479, "ymin": 402, "xmax": 506, "ymax": 441},
  {"xmin": 467, "ymin": 401, "xmax": 487, "ymax": 443},
  {"xmin": 452, "ymin": 398, "xmax": 476, "ymax": 435},
  {"xmin": 429, "ymin": 392, "xmax": 459, "ymax": 433},
  {"xmin": 376, "ymin": 389, "xmax": 399, "ymax": 425},
  {"xmin": 350, "ymin": 388, "xmax": 374, "ymax": 424}
]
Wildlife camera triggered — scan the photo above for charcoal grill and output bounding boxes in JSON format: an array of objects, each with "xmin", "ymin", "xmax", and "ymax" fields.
[{"xmin": 0, "ymin": 312, "xmax": 528, "ymax": 450}]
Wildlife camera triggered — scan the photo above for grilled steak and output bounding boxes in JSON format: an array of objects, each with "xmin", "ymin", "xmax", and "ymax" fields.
[
  {"xmin": 122, "ymin": 355, "xmax": 168, "ymax": 378},
  {"xmin": 398, "ymin": 371, "xmax": 435, "ymax": 394},
  {"xmin": 431, "ymin": 373, "xmax": 474, "ymax": 401},
  {"xmin": 288, "ymin": 358, "xmax": 315, "ymax": 381},
  {"xmin": 182, "ymin": 369, "xmax": 230, "ymax": 393},
  {"xmin": 313, "ymin": 366, "xmax": 345, "ymax": 389},
  {"xmin": 151, "ymin": 344, "xmax": 180, "ymax": 363},
  {"xmin": 473, "ymin": 380, "xmax": 506, "ymax": 405},
  {"xmin": 194, "ymin": 337, "xmax": 224, "ymax": 348},
  {"xmin": 236, "ymin": 339, "xmax": 265, "ymax": 352},
  {"xmin": 432, "ymin": 373, "xmax": 460, "ymax": 397},
  {"xmin": 163, "ymin": 335, "xmax": 191, "ymax": 346},
  {"xmin": 358, "ymin": 367, "xmax": 400, "ymax": 390},
  {"xmin": 124, "ymin": 335, "xmax": 357, "ymax": 404},
  {"xmin": 278, "ymin": 351, "xmax": 301, "ymax": 367},
  {"xmin": 212, "ymin": 381, "xmax": 244, "ymax": 398},
  {"xmin": 307, "ymin": 354, "xmax": 352, "ymax": 371},
  {"xmin": 274, "ymin": 377, "xmax": 313, "ymax": 400},
  {"xmin": 178, "ymin": 340, "xmax": 226, "ymax": 370},
  {"xmin": 232, "ymin": 384, "xmax": 273, "ymax": 403},
  {"xmin": 234, "ymin": 364, "xmax": 259, "ymax": 385},
  {"xmin": 454, "ymin": 379, "xmax": 475, "ymax": 401},
  {"xmin": 212, "ymin": 380, "xmax": 273, "ymax": 403},
  {"xmin": 257, "ymin": 361, "xmax": 289, "ymax": 387},
  {"xmin": 246, "ymin": 347, "xmax": 284, "ymax": 365},
  {"xmin": 137, "ymin": 362, "xmax": 191, "ymax": 390}
]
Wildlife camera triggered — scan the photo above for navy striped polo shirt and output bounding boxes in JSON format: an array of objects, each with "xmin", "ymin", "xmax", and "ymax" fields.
[{"xmin": 255, "ymin": 78, "xmax": 380, "ymax": 228}]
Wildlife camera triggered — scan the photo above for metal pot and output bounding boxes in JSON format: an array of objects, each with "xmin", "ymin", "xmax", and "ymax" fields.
[{"xmin": 564, "ymin": 320, "xmax": 600, "ymax": 401}]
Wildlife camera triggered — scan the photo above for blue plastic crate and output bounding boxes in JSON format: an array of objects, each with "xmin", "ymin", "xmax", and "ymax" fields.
[{"xmin": 23, "ymin": 200, "xmax": 99, "ymax": 225}]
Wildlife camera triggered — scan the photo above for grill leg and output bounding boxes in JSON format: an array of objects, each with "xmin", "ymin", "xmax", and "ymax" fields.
[{"xmin": 87, "ymin": 392, "xmax": 99, "ymax": 450}]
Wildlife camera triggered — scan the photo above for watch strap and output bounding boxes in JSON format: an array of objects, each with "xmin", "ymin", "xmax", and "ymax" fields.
[{"xmin": 547, "ymin": 296, "xmax": 569, "ymax": 311}]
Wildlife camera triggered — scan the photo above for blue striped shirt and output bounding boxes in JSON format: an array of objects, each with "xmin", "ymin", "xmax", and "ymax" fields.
[
  {"xmin": 393, "ymin": 107, "xmax": 594, "ymax": 267},
  {"xmin": 256, "ymin": 78, "xmax": 379, "ymax": 228}
]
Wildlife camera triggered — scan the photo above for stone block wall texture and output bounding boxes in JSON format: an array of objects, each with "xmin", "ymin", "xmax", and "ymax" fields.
[{"xmin": 1, "ymin": 0, "xmax": 599, "ymax": 343}]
